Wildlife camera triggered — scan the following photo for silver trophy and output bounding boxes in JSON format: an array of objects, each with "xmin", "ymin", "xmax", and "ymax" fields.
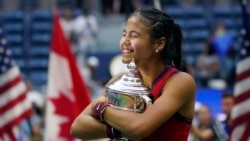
[
  {"xmin": 105, "ymin": 59, "xmax": 153, "ymax": 140},
  {"xmin": 106, "ymin": 58, "xmax": 153, "ymax": 112}
]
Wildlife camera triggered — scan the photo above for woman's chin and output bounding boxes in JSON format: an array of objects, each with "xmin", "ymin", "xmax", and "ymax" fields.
[{"xmin": 121, "ymin": 57, "xmax": 132, "ymax": 64}]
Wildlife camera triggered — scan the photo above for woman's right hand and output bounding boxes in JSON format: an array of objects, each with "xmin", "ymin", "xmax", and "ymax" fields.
[{"xmin": 91, "ymin": 95, "xmax": 108, "ymax": 113}]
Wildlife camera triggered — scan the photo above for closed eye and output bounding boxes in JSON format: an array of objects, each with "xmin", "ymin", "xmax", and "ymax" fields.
[
  {"xmin": 130, "ymin": 33, "xmax": 138, "ymax": 38},
  {"xmin": 122, "ymin": 30, "xmax": 126, "ymax": 37},
  {"xmin": 122, "ymin": 30, "xmax": 140, "ymax": 38},
  {"xmin": 129, "ymin": 31, "xmax": 139, "ymax": 38}
]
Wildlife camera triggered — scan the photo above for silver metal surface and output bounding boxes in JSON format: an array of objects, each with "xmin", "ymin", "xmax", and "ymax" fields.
[{"xmin": 105, "ymin": 59, "xmax": 152, "ymax": 113}]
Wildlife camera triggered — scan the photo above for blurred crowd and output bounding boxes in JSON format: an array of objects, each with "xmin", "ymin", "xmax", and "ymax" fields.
[
  {"xmin": 4, "ymin": 0, "xmax": 244, "ymax": 140},
  {"xmin": 192, "ymin": 22, "xmax": 236, "ymax": 89},
  {"xmin": 189, "ymin": 92, "xmax": 234, "ymax": 141}
]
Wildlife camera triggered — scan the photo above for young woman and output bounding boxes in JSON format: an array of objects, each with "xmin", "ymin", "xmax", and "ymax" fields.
[{"xmin": 70, "ymin": 7, "xmax": 196, "ymax": 141}]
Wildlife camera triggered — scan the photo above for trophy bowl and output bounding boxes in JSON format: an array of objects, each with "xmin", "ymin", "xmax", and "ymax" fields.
[{"xmin": 105, "ymin": 59, "xmax": 153, "ymax": 113}]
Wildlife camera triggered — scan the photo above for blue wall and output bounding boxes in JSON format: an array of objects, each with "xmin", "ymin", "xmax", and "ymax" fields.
[{"xmin": 196, "ymin": 88, "xmax": 223, "ymax": 117}]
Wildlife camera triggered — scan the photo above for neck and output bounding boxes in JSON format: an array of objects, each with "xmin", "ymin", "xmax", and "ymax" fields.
[{"xmin": 139, "ymin": 63, "xmax": 165, "ymax": 88}]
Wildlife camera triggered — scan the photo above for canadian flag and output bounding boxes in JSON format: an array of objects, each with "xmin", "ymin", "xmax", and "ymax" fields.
[{"xmin": 44, "ymin": 10, "xmax": 91, "ymax": 141}]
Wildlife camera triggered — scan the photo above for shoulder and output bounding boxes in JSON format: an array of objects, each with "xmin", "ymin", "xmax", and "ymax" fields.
[
  {"xmin": 158, "ymin": 71, "xmax": 195, "ymax": 118},
  {"xmin": 176, "ymin": 71, "xmax": 195, "ymax": 88},
  {"xmin": 164, "ymin": 71, "xmax": 196, "ymax": 97},
  {"xmin": 170, "ymin": 71, "xmax": 195, "ymax": 84},
  {"xmin": 164, "ymin": 71, "xmax": 196, "ymax": 115}
]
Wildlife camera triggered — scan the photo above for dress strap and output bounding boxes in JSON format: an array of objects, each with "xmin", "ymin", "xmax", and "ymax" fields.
[{"xmin": 151, "ymin": 67, "xmax": 178, "ymax": 100}]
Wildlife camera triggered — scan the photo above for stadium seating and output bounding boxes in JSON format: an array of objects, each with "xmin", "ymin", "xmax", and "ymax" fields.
[
  {"xmin": 1, "ymin": 11, "xmax": 26, "ymax": 72},
  {"xmin": 2, "ymin": 11, "xmax": 24, "ymax": 23},
  {"xmin": 31, "ymin": 10, "xmax": 53, "ymax": 22},
  {"xmin": 19, "ymin": 0, "xmax": 39, "ymax": 10},
  {"xmin": 31, "ymin": 22, "xmax": 52, "ymax": 34},
  {"xmin": 3, "ymin": 23, "xmax": 23, "ymax": 34},
  {"xmin": 28, "ymin": 9, "xmax": 53, "ymax": 88}
]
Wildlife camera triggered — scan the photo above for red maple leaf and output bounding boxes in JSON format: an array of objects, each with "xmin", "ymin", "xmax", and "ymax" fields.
[{"xmin": 50, "ymin": 92, "xmax": 75, "ymax": 141}]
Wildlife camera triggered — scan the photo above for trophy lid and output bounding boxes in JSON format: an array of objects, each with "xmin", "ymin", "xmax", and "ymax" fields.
[{"xmin": 106, "ymin": 59, "xmax": 151, "ymax": 95}]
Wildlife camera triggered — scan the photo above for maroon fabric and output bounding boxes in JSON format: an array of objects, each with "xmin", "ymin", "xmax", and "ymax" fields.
[
  {"xmin": 93, "ymin": 102, "xmax": 109, "ymax": 121},
  {"xmin": 106, "ymin": 124, "xmax": 122, "ymax": 139},
  {"xmin": 141, "ymin": 67, "xmax": 192, "ymax": 141}
]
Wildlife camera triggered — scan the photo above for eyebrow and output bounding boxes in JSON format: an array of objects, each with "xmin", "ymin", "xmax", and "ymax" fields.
[{"xmin": 123, "ymin": 30, "xmax": 140, "ymax": 35}]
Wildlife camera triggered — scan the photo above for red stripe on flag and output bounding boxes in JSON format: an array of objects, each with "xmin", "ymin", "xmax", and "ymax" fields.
[
  {"xmin": 0, "ymin": 76, "xmax": 22, "ymax": 95},
  {"xmin": 240, "ymin": 122, "xmax": 250, "ymax": 141},
  {"xmin": 0, "ymin": 92, "xmax": 26, "ymax": 115},
  {"xmin": 231, "ymin": 111, "xmax": 250, "ymax": 129},
  {"xmin": 0, "ymin": 108, "xmax": 33, "ymax": 137},
  {"xmin": 234, "ymin": 90, "xmax": 250, "ymax": 104},
  {"xmin": 7, "ymin": 129, "xmax": 16, "ymax": 141},
  {"xmin": 236, "ymin": 69, "xmax": 250, "ymax": 82}
]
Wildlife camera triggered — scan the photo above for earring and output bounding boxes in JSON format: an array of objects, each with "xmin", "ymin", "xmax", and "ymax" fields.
[{"xmin": 155, "ymin": 49, "xmax": 158, "ymax": 53}]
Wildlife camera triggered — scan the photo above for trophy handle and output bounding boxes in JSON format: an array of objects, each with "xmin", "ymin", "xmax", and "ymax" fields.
[{"xmin": 141, "ymin": 95, "xmax": 152, "ymax": 109}]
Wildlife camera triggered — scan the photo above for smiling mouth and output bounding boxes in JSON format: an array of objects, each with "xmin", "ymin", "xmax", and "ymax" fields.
[{"xmin": 123, "ymin": 49, "xmax": 133, "ymax": 55}]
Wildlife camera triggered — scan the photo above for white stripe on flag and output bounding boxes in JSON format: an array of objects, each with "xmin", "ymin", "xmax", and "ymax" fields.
[
  {"xmin": 0, "ymin": 67, "xmax": 19, "ymax": 87},
  {"xmin": 12, "ymin": 125, "xmax": 20, "ymax": 140},
  {"xmin": 2, "ymin": 133, "xmax": 11, "ymax": 141},
  {"xmin": 0, "ymin": 96, "xmax": 31, "ymax": 128},
  {"xmin": 231, "ymin": 98, "xmax": 250, "ymax": 119},
  {"xmin": 234, "ymin": 77, "xmax": 250, "ymax": 96},
  {"xmin": 236, "ymin": 57, "xmax": 250, "ymax": 74},
  {"xmin": 231, "ymin": 122, "xmax": 247, "ymax": 141},
  {"xmin": 0, "ymin": 81, "xmax": 26, "ymax": 107}
]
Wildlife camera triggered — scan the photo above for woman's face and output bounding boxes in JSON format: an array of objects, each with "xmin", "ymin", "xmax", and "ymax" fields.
[{"xmin": 120, "ymin": 16, "xmax": 157, "ymax": 66}]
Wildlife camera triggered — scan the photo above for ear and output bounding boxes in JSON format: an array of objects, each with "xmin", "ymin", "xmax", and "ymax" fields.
[{"xmin": 154, "ymin": 37, "xmax": 166, "ymax": 51}]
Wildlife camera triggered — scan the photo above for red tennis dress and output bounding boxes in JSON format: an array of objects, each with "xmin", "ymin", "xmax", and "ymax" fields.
[{"xmin": 141, "ymin": 66, "xmax": 192, "ymax": 141}]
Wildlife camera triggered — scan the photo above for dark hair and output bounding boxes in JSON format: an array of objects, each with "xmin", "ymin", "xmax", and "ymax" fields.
[
  {"xmin": 130, "ymin": 7, "xmax": 182, "ymax": 69},
  {"xmin": 222, "ymin": 92, "xmax": 234, "ymax": 99}
]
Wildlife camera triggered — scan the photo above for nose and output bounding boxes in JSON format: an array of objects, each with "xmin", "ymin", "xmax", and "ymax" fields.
[
  {"xmin": 120, "ymin": 35, "xmax": 130, "ymax": 47},
  {"xmin": 124, "ymin": 39, "xmax": 130, "ymax": 45},
  {"xmin": 122, "ymin": 36, "xmax": 130, "ymax": 45}
]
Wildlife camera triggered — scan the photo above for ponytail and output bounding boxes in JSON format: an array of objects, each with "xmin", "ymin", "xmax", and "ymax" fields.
[
  {"xmin": 172, "ymin": 24, "xmax": 182, "ymax": 69},
  {"xmin": 160, "ymin": 23, "xmax": 182, "ymax": 69}
]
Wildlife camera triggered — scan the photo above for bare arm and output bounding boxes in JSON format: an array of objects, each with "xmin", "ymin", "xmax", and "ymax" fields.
[
  {"xmin": 70, "ymin": 93, "xmax": 108, "ymax": 139},
  {"xmin": 70, "ymin": 72, "xmax": 127, "ymax": 139},
  {"xmin": 103, "ymin": 72, "xmax": 196, "ymax": 140}
]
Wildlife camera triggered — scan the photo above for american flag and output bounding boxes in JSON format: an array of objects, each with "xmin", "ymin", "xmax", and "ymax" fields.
[
  {"xmin": 230, "ymin": 0, "xmax": 250, "ymax": 141},
  {"xmin": 0, "ymin": 25, "xmax": 33, "ymax": 140}
]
